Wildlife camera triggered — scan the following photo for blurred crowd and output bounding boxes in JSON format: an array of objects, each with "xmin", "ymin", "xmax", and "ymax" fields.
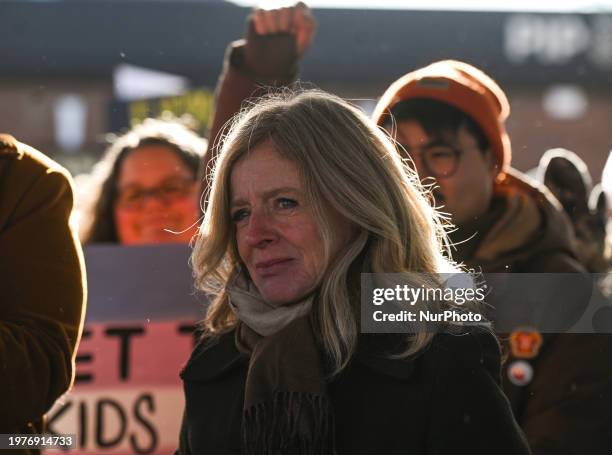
[{"xmin": 1, "ymin": 2, "xmax": 612, "ymax": 455}]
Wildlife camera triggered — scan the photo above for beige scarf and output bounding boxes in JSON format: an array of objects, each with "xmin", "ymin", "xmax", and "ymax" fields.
[
  {"xmin": 227, "ymin": 268, "xmax": 335, "ymax": 455},
  {"xmin": 227, "ymin": 269, "xmax": 313, "ymax": 337}
]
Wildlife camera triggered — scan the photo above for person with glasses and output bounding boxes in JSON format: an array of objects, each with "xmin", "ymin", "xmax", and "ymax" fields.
[
  {"xmin": 79, "ymin": 118, "xmax": 206, "ymax": 245},
  {"xmin": 373, "ymin": 60, "xmax": 612, "ymax": 455}
]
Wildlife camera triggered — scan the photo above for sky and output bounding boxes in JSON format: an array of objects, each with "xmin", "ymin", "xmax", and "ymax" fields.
[{"xmin": 229, "ymin": 0, "xmax": 612, "ymax": 12}]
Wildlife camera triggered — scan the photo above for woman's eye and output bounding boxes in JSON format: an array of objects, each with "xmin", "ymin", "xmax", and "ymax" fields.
[
  {"xmin": 158, "ymin": 185, "xmax": 182, "ymax": 197},
  {"xmin": 118, "ymin": 190, "xmax": 144, "ymax": 205},
  {"xmin": 231, "ymin": 209, "xmax": 249, "ymax": 223},
  {"xmin": 277, "ymin": 198, "xmax": 298, "ymax": 210}
]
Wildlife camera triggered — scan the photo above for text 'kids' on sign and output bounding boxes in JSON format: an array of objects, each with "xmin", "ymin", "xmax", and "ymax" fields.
[{"xmin": 47, "ymin": 245, "xmax": 206, "ymax": 455}]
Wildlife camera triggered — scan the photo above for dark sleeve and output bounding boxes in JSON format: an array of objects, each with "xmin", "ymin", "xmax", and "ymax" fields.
[
  {"xmin": 201, "ymin": 28, "xmax": 299, "ymax": 195},
  {"xmin": 204, "ymin": 41, "xmax": 261, "ymax": 165},
  {"xmin": 426, "ymin": 330, "xmax": 531, "ymax": 455},
  {"xmin": 0, "ymin": 160, "xmax": 86, "ymax": 430},
  {"xmin": 516, "ymin": 333, "xmax": 612, "ymax": 455}
]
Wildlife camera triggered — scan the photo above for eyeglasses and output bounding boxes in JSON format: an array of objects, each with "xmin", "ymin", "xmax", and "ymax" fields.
[
  {"xmin": 116, "ymin": 177, "xmax": 196, "ymax": 211},
  {"xmin": 398, "ymin": 144, "xmax": 462, "ymax": 179}
]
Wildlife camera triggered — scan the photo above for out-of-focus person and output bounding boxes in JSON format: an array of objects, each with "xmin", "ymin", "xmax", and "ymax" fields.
[
  {"xmin": 0, "ymin": 134, "xmax": 87, "ymax": 452},
  {"xmin": 179, "ymin": 89, "xmax": 530, "ymax": 455},
  {"xmin": 78, "ymin": 118, "xmax": 206, "ymax": 245},
  {"xmin": 373, "ymin": 61, "xmax": 612, "ymax": 454},
  {"xmin": 537, "ymin": 148, "xmax": 610, "ymax": 272},
  {"xmin": 537, "ymin": 148, "xmax": 592, "ymax": 223}
]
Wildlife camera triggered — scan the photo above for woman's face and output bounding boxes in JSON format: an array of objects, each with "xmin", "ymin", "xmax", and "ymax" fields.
[
  {"xmin": 114, "ymin": 144, "xmax": 199, "ymax": 245},
  {"xmin": 230, "ymin": 140, "xmax": 346, "ymax": 306}
]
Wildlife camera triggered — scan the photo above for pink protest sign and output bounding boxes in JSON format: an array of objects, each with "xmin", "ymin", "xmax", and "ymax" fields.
[{"xmin": 46, "ymin": 245, "xmax": 205, "ymax": 455}]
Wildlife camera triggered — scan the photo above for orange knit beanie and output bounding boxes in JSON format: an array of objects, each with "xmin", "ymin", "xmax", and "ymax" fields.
[{"xmin": 372, "ymin": 60, "xmax": 511, "ymax": 178}]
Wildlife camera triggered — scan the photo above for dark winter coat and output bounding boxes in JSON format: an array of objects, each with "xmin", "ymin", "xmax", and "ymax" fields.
[
  {"xmin": 178, "ymin": 328, "xmax": 530, "ymax": 455},
  {"xmin": 184, "ymin": 35, "xmax": 531, "ymax": 455}
]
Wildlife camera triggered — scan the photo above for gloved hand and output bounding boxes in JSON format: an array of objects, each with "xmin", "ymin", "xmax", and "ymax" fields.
[{"xmin": 232, "ymin": 2, "xmax": 316, "ymax": 84}]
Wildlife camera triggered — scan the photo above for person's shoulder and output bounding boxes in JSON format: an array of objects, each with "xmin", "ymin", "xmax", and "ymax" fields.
[
  {"xmin": 1, "ymin": 134, "xmax": 72, "ymax": 187},
  {"xmin": 16, "ymin": 136, "xmax": 70, "ymax": 177},
  {"xmin": 422, "ymin": 327, "xmax": 501, "ymax": 381},
  {"xmin": 0, "ymin": 134, "xmax": 21, "ymax": 158}
]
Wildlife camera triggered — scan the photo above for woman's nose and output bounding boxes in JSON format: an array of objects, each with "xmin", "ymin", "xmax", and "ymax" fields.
[
  {"xmin": 244, "ymin": 210, "xmax": 276, "ymax": 248},
  {"xmin": 140, "ymin": 192, "xmax": 168, "ymax": 210}
]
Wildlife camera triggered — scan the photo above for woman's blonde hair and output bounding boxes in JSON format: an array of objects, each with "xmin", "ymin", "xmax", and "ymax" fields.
[{"xmin": 192, "ymin": 89, "xmax": 460, "ymax": 374}]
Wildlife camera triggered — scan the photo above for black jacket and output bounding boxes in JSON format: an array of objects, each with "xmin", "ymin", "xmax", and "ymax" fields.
[{"xmin": 177, "ymin": 329, "xmax": 530, "ymax": 455}]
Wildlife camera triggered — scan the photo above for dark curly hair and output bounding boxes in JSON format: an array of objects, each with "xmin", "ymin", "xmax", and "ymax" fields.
[{"xmin": 79, "ymin": 118, "xmax": 207, "ymax": 243}]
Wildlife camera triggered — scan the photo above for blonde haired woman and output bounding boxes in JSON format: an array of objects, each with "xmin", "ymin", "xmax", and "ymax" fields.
[{"xmin": 178, "ymin": 90, "xmax": 529, "ymax": 455}]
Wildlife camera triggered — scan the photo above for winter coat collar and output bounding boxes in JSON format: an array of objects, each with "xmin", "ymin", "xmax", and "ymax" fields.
[
  {"xmin": 450, "ymin": 168, "xmax": 579, "ymax": 271},
  {"xmin": 180, "ymin": 330, "xmax": 248, "ymax": 382},
  {"xmin": 180, "ymin": 330, "xmax": 416, "ymax": 383}
]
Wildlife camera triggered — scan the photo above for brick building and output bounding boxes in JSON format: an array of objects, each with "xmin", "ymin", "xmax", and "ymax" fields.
[{"xmin": 1, "ymin": 1, "xmax": 611, "ymax": 179}]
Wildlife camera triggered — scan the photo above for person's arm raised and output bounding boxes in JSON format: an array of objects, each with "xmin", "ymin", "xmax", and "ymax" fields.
[{"xmin": 201, "ymin": 2, "xmax": 316, "ymax": 197}]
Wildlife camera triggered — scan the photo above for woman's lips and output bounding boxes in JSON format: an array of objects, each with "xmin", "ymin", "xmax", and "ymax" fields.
[{"xmin": 255, "ymin": 258, "xmax": 294, "ymax": 276}]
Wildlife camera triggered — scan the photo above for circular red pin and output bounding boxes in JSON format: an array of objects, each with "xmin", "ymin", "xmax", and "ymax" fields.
[{"xmin": 507, "ymin": 360, "xmax": 533, "ymax": 387}]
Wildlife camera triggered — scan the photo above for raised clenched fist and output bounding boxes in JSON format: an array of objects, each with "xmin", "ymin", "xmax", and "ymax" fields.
[{"xmin": 250, "ymin": 2, "xmax": 316, "ymax": 57}]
